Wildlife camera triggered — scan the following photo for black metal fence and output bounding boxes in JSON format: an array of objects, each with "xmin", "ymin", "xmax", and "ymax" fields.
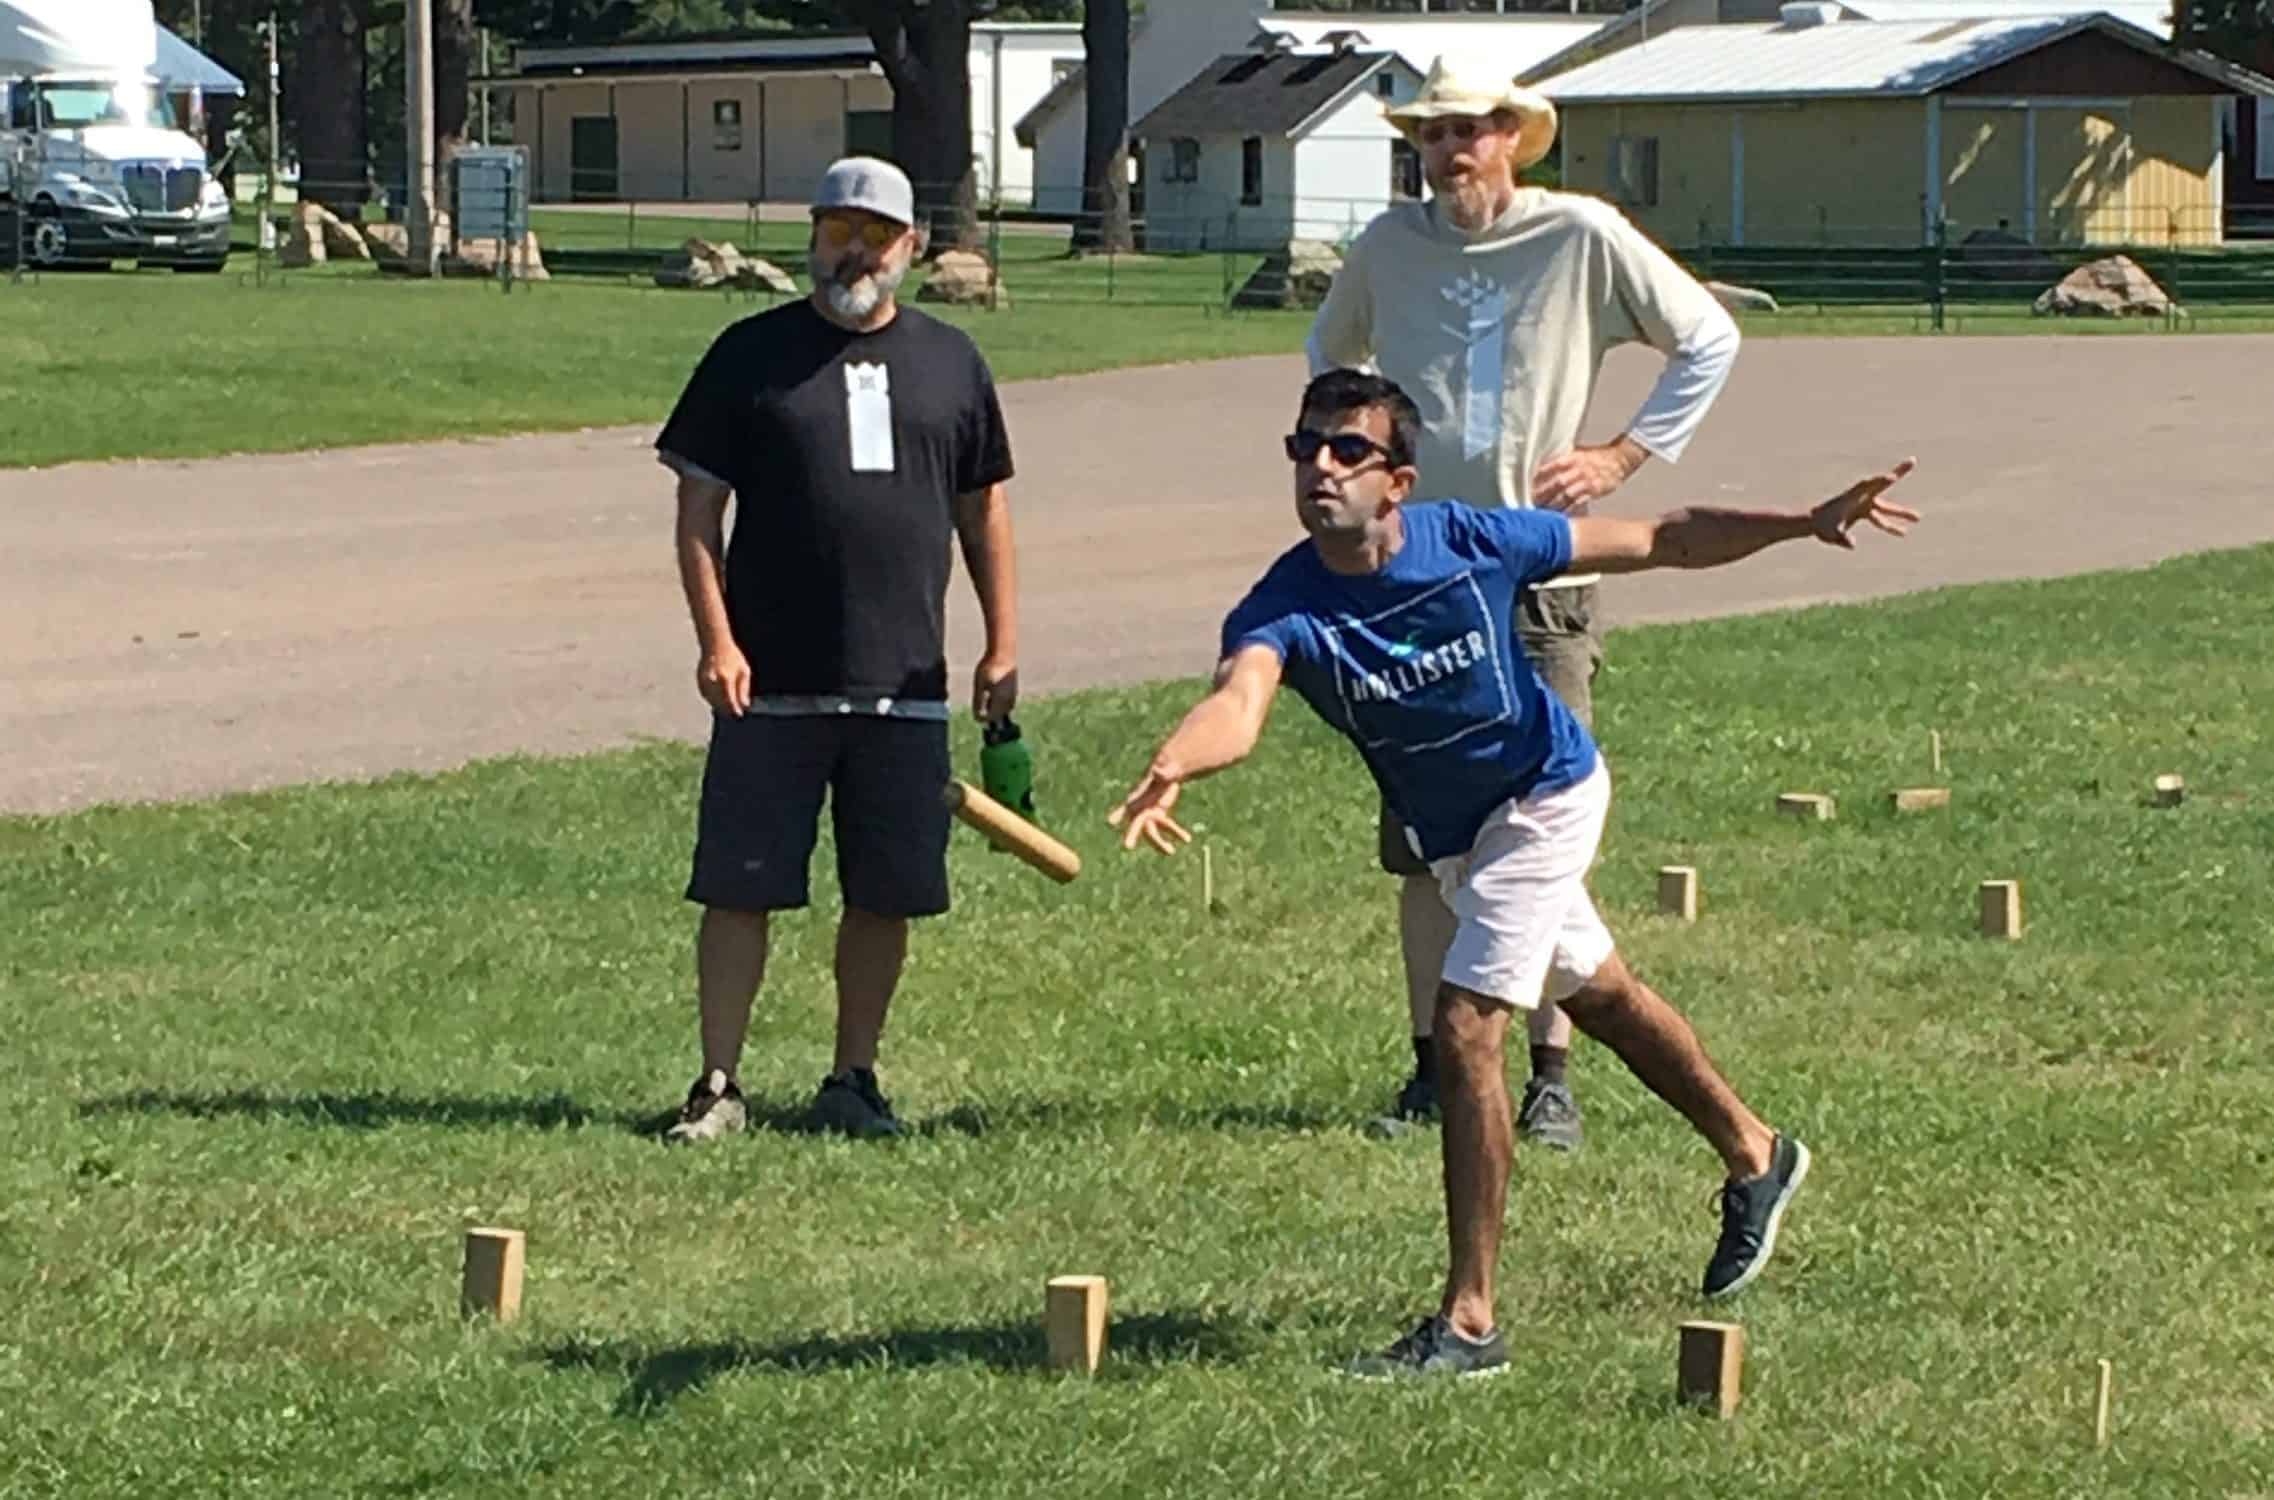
[{"xmin": 10, "ymin": 165, "xmax": 2274, "ymax": 331}]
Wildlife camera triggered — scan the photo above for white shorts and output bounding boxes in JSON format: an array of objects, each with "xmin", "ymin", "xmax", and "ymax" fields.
[{"xmin": 1431, "ymin": 761, "xmax": 1616, "ymax": 1010}]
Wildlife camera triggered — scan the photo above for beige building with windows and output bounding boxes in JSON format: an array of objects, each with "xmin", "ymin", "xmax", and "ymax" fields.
[
  {"xmin": 503, "ymin": 25, "xmax": 1081, "ymax": 206},
  {"xmin": 1540, "ymin": 6, "xmax": 2274, "ymax": 248}
]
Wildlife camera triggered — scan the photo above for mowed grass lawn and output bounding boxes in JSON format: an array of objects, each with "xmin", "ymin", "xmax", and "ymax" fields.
[
  {"xmin": 7, "ymin": 547, "xmax": 2274, "ymax": 1497},
  {"xmin": 9, "ymin": 260, "xmax": 2274, "ymax": 471},
  {"xmin": 0, "ymin": 266, "xmax": 1313, "ymax": 470}
]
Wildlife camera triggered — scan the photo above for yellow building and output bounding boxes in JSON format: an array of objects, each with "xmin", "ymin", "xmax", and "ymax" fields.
[{"xmin": 1539, "ymin": 7, "xmax": 2274, "ymax": 247}]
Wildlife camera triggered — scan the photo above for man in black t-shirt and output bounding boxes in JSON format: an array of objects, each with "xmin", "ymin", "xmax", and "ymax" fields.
[{"xmin": 653, "ymin": 157, "xmax": 1021, "ymax": 1142}]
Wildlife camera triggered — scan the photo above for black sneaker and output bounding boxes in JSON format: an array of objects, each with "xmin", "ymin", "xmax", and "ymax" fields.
[
  {"xmin": 1517, "ymin": 1077, "xmax": 1584, "ymax": 1152},
  {"xmin": 1362, "ymin": 1067, "xmax": 1439, "ymax": 1139},
  {"xmin": 813, "ymin": 1067, "xmax": 905, "ymax": 1139},
  {"xmin": 1703, "ymin": 1134, "xmax": 1812, "ymax": 1299},
  {"xmin": 662, "ymin": 1068, "xmax": 747, "ymax": 1145},
  {"xmin": 1343, "ymin": 1314, "xmax": 1509, "ymax": 1380}
]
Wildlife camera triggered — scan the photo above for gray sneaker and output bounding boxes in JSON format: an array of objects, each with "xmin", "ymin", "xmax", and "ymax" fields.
[
  {"xmin": 1363, "ymin": 1066, "xmax": 1439, "ymax": 1139},
  {"xmin": 663, "ymin": 1069, "xmax": 747, "ymax": 1145},
  {"xmin": 812, "ymin": 1067, "xmax": 905, "ymax": 1139},
  {"xmin": 1344, "ymin": 1315, "xmax": 1509, "ymax": 1380},
  {"xmin": 1518, "ymin": 1077, "xmax": 1583, "ymax": 1152}
]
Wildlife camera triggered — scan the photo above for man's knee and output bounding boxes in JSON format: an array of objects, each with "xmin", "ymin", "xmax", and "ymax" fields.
[
  {"xmin": 1433, "ymin": 983, "xmax": 1510, "ymax": 1064},
  {"xmin": 1555, "ymin": 952, "xmax": 1637, "ymax": 1031}
]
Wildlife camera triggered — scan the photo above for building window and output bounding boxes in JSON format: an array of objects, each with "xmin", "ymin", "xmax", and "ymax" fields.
[
  {"xmin": 1610, "ymin": 135, "xmax": 1659, "ymax": 208},
  {"xmin": 2259, "ymin": 98, "xmax": 2274, "ymax": 180},
  {"xmin": 711, "ymin": 99, "xmax": 741, "ymax": 151},
  {"xmin": 1242, "ymin": 136, "xmax": 1263, "ymax": 205},
  {"xmin": 1391, "ymin": 138, "xmax": 1422, "ymax": 199},
  {"xmin": 1169, "ymin": 138, "xmax": 1200, "ymax": 183},
  {"xmin": 1376, "ymin": 71, "xmax": 1397, "ymax": 98}
]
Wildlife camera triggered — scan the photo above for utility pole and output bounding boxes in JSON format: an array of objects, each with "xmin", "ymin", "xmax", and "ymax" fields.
[
  {"xmin": 479, "ymin": 28, "xmax": 492, "ymax": 146},
  {"xmin": 262, "ymin": 11, "xmax": 279, "ymax": 256},
  {"xmin": 405, "ymin": 0, "xmax": 439, "ymax": 274}
]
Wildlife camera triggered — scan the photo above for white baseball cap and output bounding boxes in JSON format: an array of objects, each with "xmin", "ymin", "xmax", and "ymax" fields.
[{"xmin": 812, "ymin": 156, "xmax": 917, "ymax": 228}]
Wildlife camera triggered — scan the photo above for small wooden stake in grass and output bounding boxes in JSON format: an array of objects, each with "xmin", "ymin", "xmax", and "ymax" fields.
[
  {"xmin": 1979, "ymin": 879, "xmax": 2023, "ymax": 940},
  {"xmin": 2093, "ymin": 1358, "xmax": 2113, "ymax": 1448},
  {"xmin": 461, "ymin": 1227, "xmax": 525, "ymax": 1322},
  {"xmin": 1890, "ymin": 787, "xmax": 1951, "ymax": 813},
  {"xmin": 1202, "ymin": 843, "xmax": 1215, "ymax": 912},
  {"xmin": 2153, "ymin": 773, "xmax": 2185, "ymax": 809},
  {"xmin": 1045, "ymin": 1275, "xmax": 1108, "ymax": 1374},
  {"xmin": 1678, "ymin": 1320, "xmax": 1744, "ymax": 1418},
  {"xmin": 1657, "ymin": 865, "xmax": 1698, "ymax": 922},
  {"xmin": 1776, "ymin": 793, "xmax": 1835, "ymax": 821},
  {"xmin": 1931, "ymin": 730, "xmax": 1943, "ymax": 774}
]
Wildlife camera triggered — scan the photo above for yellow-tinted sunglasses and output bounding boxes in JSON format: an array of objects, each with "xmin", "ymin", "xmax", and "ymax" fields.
[{"xmin": 815, "ymin": 212, "xmax": 906, "ymax": 251}]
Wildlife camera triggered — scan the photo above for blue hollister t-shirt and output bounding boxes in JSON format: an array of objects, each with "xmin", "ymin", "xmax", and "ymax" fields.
[{"xmin": 1221, "ymin": 501, "xmax": 1601, "ymax": 863}]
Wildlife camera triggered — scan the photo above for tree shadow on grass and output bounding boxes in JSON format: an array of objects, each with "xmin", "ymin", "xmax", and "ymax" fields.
[
  {"xmin": 76, "ymin": 1087, "xmax": 648, "ymax": 1133},
  {"xmin": 541, "ymin": 1309, "xmax": 1266, "ymax": 1416}
]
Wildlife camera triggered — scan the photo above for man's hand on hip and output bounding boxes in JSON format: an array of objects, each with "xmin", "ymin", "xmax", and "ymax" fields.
[
  {"xmin": 698, "ymin": 645, "xmax": 754, "ymax": 717},
  {"xmin": 973, "ymin": 654, "xmax": 1019, "ymax": 724},
  {"xmin": 1533, "ymin": 436, "xmax": 1651, "ymax": 513}
]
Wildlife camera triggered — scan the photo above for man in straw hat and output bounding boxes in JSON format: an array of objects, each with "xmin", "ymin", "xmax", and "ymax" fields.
[{"xmin": 1307, "ymin": 57, "xmax": 1743, "ymax": 1149}]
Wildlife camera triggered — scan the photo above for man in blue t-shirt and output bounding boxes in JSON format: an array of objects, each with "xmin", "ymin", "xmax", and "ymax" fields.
[{"xmin": 1108, "ymin": 369, "xmax": 1918, "ymax": 1379}]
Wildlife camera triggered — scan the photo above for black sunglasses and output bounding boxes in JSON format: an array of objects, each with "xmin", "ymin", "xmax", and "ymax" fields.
[{"xmin": 1285, "ymin": 429, "xmax": 1396, "ymax": 468}]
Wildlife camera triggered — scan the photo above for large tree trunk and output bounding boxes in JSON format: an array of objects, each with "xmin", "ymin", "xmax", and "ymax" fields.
[
  {"xmin": 1073, "ymin": 0, "xmax": 1133, "ymax": 252},
  {"xmin": 434, "ymin": 0, "xmax": 476, "ymax": 161},
  {"xmin": 849, "ymin": 0, "xmax": 981, "ymax": 252},
  {"xmin": 297, "ymin": 0, "xmax": 367, "ymax": 216}
]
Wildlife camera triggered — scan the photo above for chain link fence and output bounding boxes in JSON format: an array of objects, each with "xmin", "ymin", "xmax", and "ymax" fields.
[{"xmin": 10, "ymin": 161, "xmax": 2274, "ymax": 330}]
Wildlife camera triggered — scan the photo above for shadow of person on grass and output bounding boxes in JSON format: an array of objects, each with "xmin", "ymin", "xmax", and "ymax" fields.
[
  {"xmin": 76, "ymin": 1088, "xmax": 648, "ymax": 1133},
  {"xmin": 627, "ymin": 1094, "xmax": 1107, "ymax": 1143},
  {"xmin": 542, "ymin": 1310, "xmax": 1264, "ymax": 1416}
]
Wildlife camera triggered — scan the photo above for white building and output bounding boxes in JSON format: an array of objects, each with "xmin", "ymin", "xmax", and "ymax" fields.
[
  {"xmin": 503, "ymin": 23, "xmax": 1081, "ymax": 206},
  {"xmin": 1018, "ymin": 0, "xmax": 1610, "ymax": 214},
  {"xmin": 1133, "ymin": 37, "xmax": 1425, "ymax": 251}
]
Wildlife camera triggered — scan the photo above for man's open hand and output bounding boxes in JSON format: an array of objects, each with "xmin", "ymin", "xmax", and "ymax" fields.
[
  {"xmin": 1811, "ymin": 459, "xmax": 1920, "ymax": 549},
  {"xmin": 1106, "ymin": 769, "xmax": 1192, "ymax": 855}
]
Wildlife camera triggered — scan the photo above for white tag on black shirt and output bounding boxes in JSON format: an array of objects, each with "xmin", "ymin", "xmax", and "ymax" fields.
[{"xmin": 845, "ymin": 362, "xmax": 895, "ymax": 472}]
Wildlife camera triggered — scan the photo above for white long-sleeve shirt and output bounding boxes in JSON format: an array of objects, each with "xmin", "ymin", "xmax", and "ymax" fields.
[{"xmin": 1307, "ymin": 188, "xmax": 1740, "ymax": 587}]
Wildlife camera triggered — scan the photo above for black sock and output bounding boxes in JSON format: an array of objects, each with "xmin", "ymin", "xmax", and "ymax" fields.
[
  {"xmin": 1412, "ymin": 1035, "xmax": 1436, "ymax": 1081},
  {"xmin": 1529, "ymin": 1045, "xmax": 1569, "ymax": 1086}
]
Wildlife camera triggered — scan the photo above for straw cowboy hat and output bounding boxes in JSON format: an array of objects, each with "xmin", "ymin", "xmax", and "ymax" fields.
[{"xmin": 1383, "ymin": 56, "xmax": 1559, "ymax": 171}]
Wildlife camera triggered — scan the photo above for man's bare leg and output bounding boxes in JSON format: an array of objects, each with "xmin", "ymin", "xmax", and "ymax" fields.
[
  {"xmin": 665, "ymin": 906, "xmax": 768, "ymax": 1144},
  {"xmin": 831, "ymin": 905, "xmax": 907, "ymax": 1074},
  {"xmin": 1557, "ymin": 951, "xmax": 1771, "ymax": 1177},
  {"xmin": 1434, "ymin": 983, "xmax": 1515, "ymax": 1339},
  {"xmin": 698, "ymin": 906, "xmax": 769, "ymax": 1076},
  {"xmin": 1401, "ymin": 874, "xmax": 1455, "ymax": 1036}
]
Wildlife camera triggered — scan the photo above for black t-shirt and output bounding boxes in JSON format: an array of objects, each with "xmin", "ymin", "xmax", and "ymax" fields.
[{"xmin": 656, "ymin": 300, "xmax": 1015, "ymax": 704}]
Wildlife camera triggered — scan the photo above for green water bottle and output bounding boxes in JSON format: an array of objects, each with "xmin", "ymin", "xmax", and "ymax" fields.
[{"xmin": 981, "ymin": 717, "xmax": 1036, "ymax": 819}]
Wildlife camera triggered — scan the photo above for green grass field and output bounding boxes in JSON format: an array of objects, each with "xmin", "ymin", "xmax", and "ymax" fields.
[
  {"xmin": 0, "ymin": 267, "xmax": 1313, "ymax": 470},
  {"xmin": 10, "ymin": 246, "xmax": 2274, "ymax": 471},
  {"xmin": 7, "ymin": 547, "xmax": 2274, "ymax": 1497}
]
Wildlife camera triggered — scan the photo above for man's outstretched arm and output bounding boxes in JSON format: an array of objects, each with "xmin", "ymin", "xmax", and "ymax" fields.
[
  {"xmin": 1107, "ymin": 646, "xmax": 1286, "ymax": 854},
  {"xmin": 1569, "ymin": 459, "xmax": 1918, "ymax": 576}
]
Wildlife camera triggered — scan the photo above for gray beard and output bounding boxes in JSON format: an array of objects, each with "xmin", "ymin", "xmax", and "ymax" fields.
[{"xmin": 814, "ymin": 258, "xmax": 908, "ymax": 321}]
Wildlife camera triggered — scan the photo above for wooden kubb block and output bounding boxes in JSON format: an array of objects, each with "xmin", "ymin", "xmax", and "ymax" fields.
[
  {"xmin": 1657, "ymin": 865, "xmax": 1699, "ymax": 922},
  {"xmin": 1678, "ymin": 1320, "xmax": 1745, "ymax": 1418},
  {"xmin": 1045, "ymin": 1274, "xmax": 1108, "ymax": 1374},
  {"xmin": 1889, "ymin": 787, "xmax": 1951, "ymax": 813},
  {"xmin": 1776, "ymin": 793, "xmax": 1834, "ymax": 821},
  {"xmin": 461, "ymin": 1227, "xmax": 526, "ymax": 1322},
  {"xmin": 1979, "ymin": 880, "xmax": 2023, "ymax": 940},
  {"xmin": 2152, "ymin": 774, "xmax": 2185, "ymax": 808}
]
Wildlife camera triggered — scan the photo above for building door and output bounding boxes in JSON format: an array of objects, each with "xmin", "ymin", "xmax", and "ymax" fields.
[{"xmin": 570, "ymin": 115, "xmax": 619, "ymax": 201}]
